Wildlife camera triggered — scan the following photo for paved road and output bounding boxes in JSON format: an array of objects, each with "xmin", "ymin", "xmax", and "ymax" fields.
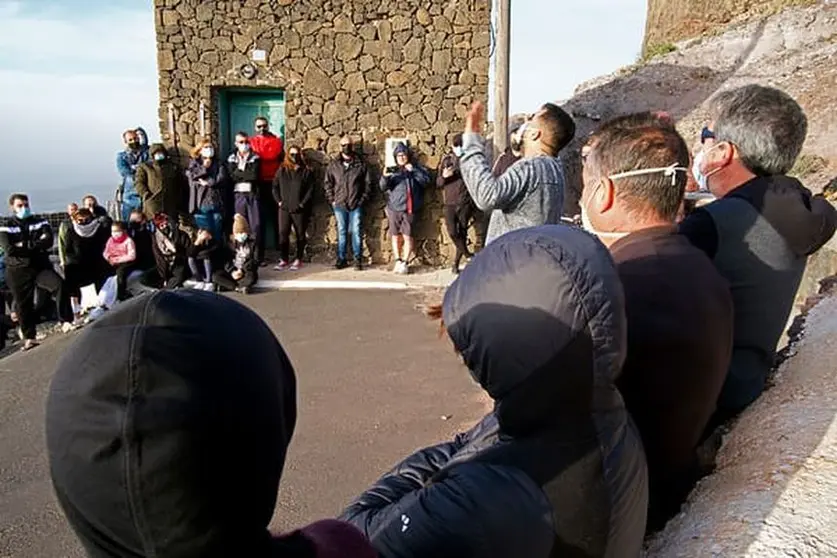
[{"xmin": 0, "ymin": 290, "xmax": 487, "ymax": 557}]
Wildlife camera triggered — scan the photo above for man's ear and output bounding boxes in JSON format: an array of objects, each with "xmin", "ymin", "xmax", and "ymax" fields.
[{"xmin": 595, "ymin": 178, "xmax": 616, "ymax": 214}]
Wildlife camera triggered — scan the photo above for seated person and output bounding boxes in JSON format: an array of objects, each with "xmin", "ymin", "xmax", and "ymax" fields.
[
  {"xmin": 46, "ymin": 290, "xmax": 376, "ymax": 558},
  {"xmin": 580, "ymin": 112, "xmax": 734, "ymax": 532},
  {"xmin": 102, "ymin": 221, "xmax": 137, "ymax": 302},
  {"xmin": 213, "ymin": 214, "xmax": 257, "ymax": 294},
  {"xmin": 63, "ymin": 207, "xmax": 111, "ymax": 302},
  {"xmin": 340, "ymin": 226, "xmax": 648, "ymax": 558},
  {"xmin": 187, "ymin": 227, "xmax": 219, "ymax": 292},
  {"xmin": 126, "ymin": 210, "xmax": 157, "ymax": 295},
  {"xmin": 150, "ymin": 213, "xmax": 191, "ymax": 290}
]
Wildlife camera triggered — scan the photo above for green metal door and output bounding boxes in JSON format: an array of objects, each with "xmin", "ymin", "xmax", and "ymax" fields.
[{"xmin": 218, "ymin": 89, "xmax": 285, "ymax": 251}]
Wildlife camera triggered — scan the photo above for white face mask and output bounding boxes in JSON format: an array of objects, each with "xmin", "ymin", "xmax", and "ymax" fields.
[
  {"xmin": 692, "ymin": 145, "xmax": 723, "ymax": 192},
  {"xmin": 234, "ymin": 233, "xmax": 248, "ymax": 243},
  {"xmin": 201, "ymin": 147, "xmax": 214, "ymax": 158},
  {"xmin": 453, "ymin": 146, "xmax": 463, "ymax": 157}
]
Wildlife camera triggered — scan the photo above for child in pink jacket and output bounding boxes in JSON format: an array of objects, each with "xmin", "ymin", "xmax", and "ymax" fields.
[{"xmin": 103, "ymin": 221, "xmax": 137, "ymax": 301}]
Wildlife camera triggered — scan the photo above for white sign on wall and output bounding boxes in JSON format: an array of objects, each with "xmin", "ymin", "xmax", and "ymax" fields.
[{"xmin": 251, "ymin": 49, "xmax": 267, "ymax": 62}]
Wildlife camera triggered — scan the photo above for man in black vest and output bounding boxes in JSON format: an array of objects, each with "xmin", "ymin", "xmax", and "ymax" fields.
[
  {"xmin": 680, "ymin": 85, "xmax": 837, "ymax": 425},
  {"xmin": 0, "ymin": 193, "xmax": 74, "ymax": 350}
]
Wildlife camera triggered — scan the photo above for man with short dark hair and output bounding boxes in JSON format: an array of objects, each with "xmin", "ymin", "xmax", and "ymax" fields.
[
  {"xmin": 117, "ymin": 129, "xmax": 149, "ymax": 221},
  {"xmin": 460, "ymin": 101, "xmax": 574, "ymax": 244},
  {"xmin": 250, "ymin": 117, "xmax": 284, "ymax": 265},
  {"xmin": 0, "ymin": 194, "xmax": 75, "ymax": 350},
  {"xmin": 491, "ymin": 121, "xmax": 523, "ymax": 177},
  {"xmin": 437, "ymin": 133, "xmax": 475, "ymax": 274},
  {"xmin": 581, "ymin": 115, "xmax": 734, "ymax": 532},
  {"xmin": 324, "ymin": 135, "xmax": 371, "ymax": 270},
  {"xmin": 681, "ymin": 85, "xmax": 837, "ymax": 422}
]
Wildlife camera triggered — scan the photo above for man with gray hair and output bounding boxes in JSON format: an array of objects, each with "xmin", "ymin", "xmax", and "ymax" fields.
[{"xmin": 681, "ymin": 84, "xmax": 837, "ymax": 424}]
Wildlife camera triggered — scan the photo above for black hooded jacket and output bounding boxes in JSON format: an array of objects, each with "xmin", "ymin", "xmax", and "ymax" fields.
[
  {"xmin": 679, "ymin": 175, "xmax": 837, "ymax": 412},
  {"xmin": 341, "ymin": 226, "xmax": 648, "ymax": 558},
  {"xmin": 45, "ymin": 291, "xmax": 374, "ymax": 558}
]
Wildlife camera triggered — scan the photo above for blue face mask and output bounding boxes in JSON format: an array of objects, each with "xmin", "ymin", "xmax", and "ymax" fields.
[
  {"xmin": 154, "ymin": 153, "xmax": 166, "ymax": 162},
  {"xmin": 235, "ymin": 233, "xmax": 248, "ymax": 243},
  {"xmin": 15, "ymin": 207, "xmax": 31, "ymax": 219},
  {"xmin": 453, "ymin": 146, "xmax": 463, "ymax": 157}
]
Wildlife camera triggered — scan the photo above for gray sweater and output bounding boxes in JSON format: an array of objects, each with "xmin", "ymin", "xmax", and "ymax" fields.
[{"xmin": 460, "ymin": 132, "xmax": 565, "ymax": 244}]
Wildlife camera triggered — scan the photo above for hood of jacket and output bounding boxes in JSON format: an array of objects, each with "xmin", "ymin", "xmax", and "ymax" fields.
[
  {"xmin": 729, "ymin": 174, "xmax": 837, "ymax": 257},
  {"xmin": 73, "ymin": 218, "xmax": 103, "ymax": 239},
  {"xmin": 442, "ymin": 226, "xmax": 627, "ymax": 436},
  {"xmin": 135, "ymin": 127, "xmax": 149, "ymax": 148},
  {"xmin": 46, "ymin": 291, "xmax": 298, "ymax": 557}
]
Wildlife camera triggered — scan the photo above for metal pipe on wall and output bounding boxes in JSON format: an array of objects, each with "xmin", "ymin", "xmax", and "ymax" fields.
[
  {"xmin": 167, "ymin": 103, "xmax": 178, "ymax": 151},
  {"xmin": 199, "ymin": 101, "xmax": 206, "ymax": 137}
]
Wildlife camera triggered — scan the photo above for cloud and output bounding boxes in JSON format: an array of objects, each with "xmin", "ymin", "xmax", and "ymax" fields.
[{"xmin": 0, "ymin": 1, "xmax": 159, "ymax": 206}]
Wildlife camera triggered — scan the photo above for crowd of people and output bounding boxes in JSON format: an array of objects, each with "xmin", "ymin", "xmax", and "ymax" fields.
[{"xmin": 6, "ymin": 82, "xmax": 837, "ymax": 557}]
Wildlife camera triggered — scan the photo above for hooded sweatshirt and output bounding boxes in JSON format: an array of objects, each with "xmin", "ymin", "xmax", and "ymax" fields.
[
  {"xmin": 679, "ymin": 175, "xmax": 837, "ymax": 412},
  {"xmin": 379, "ymin": 144, "xmax": 430, "ymax": 213},
  {"xmin": 341, "ymin": 226, "xmax": 648, "ymax": 558},
  {"xmin": 46, "ymin": 291, "xmax": 375, "ymax": 558},
  {"xmin": 66, "ymin": 218, "xmax": 111, "ymax": 269}
]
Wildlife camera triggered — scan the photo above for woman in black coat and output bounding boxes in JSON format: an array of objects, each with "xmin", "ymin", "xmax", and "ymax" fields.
[
  {"xmin": 340, "ymin": 226, "xmax": 648, "ymax": 558},
  {"xmin": 271, "ymin": 145, "xmax": 314, "ymax": 270},
  {"xmin": 63, "ymin": 208, "xmax": 111, "ymax": 297}
]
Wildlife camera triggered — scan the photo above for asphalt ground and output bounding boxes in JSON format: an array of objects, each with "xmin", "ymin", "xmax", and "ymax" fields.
[{"xmin": 0, "ymin": 289, "xmax": 487, "ymax": 557}]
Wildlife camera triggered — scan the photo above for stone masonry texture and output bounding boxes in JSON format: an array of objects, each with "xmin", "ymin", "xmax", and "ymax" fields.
[{"xmin": 154, "ymin": 0, "xmax": 491, "ymax": 265}]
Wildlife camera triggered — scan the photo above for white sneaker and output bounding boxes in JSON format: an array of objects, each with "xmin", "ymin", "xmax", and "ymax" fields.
[
  {"xmin": 274, "ymin": 260, "xmax": 288, "ymax": 271},
  {"xmin": 393, "ymin": 260, "xmax": 404, "ymax": 274},
  {"xmin": 183, "ymin": 279, "xmax": 200, "ymax": 289},
  {"xmin": 202, "ymin": 281, "xmax": 215, "ymax": 292},
  {"xmin": 61, "ymin": 321, "xmax": 78, "ymax": 333}
]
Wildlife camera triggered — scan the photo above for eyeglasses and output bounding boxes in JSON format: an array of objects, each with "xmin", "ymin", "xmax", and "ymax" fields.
[{"xmin": 701, "ymin": 126, "xmax": 716, "ymax": 144}]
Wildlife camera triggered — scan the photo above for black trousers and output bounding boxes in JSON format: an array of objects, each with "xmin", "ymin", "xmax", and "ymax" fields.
[
  {"xmin": 444, "ymin": 203, "xmax": 475, "ymax": 266},
  {"xmin": 212, "ymin": 269, "xmax": 258, "ymax": 291},
  {"xmin": 164, "ymin": 264, "xmax": 190, "ymax": 290},
  {"xmin": 6, "ymin": 265, "xmax": 73, "ymax": 339},
  {"xmin": 278, "ymin": 209, "xmax": 309, "ymax": 263},
  {"xmin": 113, "ymin": 263, "xmax": 136, "ymax": 301},
  {"xmin": 64, "ymin": 262, "xmax": 108, "ymax": 298},
  {"xmin": 258, "ymin": 182, "xmax": 277, "ymax": 262}
]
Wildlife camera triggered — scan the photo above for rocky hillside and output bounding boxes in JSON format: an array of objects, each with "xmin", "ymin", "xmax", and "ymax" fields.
[{"xmin": 556, "ymin": 0, "xmax": 837, "ymax": 215}]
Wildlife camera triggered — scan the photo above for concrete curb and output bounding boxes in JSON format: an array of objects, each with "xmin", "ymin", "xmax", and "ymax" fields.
[{"xmin": 256, "ymin": 279, "xmax": 413, "ymax": 291}]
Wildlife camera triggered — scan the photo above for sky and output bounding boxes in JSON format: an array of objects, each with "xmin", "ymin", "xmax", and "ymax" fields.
[{"xmin": 0, "ymin": 0, "xmax": 646, "ymax": 212}]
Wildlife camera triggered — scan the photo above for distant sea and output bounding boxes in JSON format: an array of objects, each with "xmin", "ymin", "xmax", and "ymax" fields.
[{"xmin": 1, "ymin": 185, "xmax": 116, "ymax": 215}]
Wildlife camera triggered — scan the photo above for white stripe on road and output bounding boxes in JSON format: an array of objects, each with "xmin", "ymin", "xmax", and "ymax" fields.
[{"xmin": 256, "ymin": 279, "xmax": 409, "ymax": 291}]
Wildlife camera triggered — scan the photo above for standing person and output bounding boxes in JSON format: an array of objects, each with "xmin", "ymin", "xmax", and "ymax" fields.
[
  {"xmin": 681, "ymin": 84, "xmax": 837, "ymax": 425},
  {"xmin": 380, "ymin": 142, "xmax": 430, "ymax": 275},
  {"xmin": 324, "ymin": 135, "xmax": 371, "ymax": 270},
  {"xmin": 491, "ymin": 122, "xmax": 523, "ymax": 177},
  {"xmin": 273, "ymin": 145, "xmax": 314, "ymax": 271},
  {"xmin": 580, "ymin": 113, "xmax": 734, "ymax": 532},
  {"xmin": 186, "ymin": 137, "xmax": 227, "ymax": 240},
  {"xmin": 249, "ymin": 117, "xmax": 284, "ymax": 265},
  {"xmin": 63, "ymin": 207, "xmax": 112, "ymax": 305},
  {"xmin": 341, "ymin": 227, "xmax": 648, "ymax": 558},
  {"xmin": 58, "ymin": 203, "xmax": 78, "ymax": 270},
  {"xmin": 0, "ymin": 194, "xmax": 74, "ymax": 350},
  {"xmin": 126, "ymin": 210, "xmax": 157, "ymax": 295},
  {"xmin": 116, "ymin": 129, "xmax": 149, "ymax": 221},
  {"xmin": 102, "ymin": 221, "xmax": 137, "ymax": 302},
  {"xmin": 150, "ymin": 213, "xmax": 191, "ymax": 290},
  {"xmin": 227, "ymin": 132, "xmax": 261, "ymax": 253},
  {"xmin": 213, "ymin": 214, "xmax": 258, "ymax": 294},
  {"xmin": 437, "ymin": 134, "xmax": 475, "ymax": 274},
  {"xmin": 461, "ymin": 101, "xmax": 575, "ymax": 245},
  {"xmin": 135, "ymin": 144, "xmax": 182, "ymax": 222}
]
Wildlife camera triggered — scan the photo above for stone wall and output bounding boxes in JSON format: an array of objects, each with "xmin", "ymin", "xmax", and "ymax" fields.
[{"xmin": 153, "ymin": 0, "xmax": 491, "ymax": 265}]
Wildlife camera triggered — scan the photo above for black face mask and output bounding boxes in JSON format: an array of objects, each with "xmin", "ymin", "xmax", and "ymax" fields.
[
  {"xmin": 341, "ymin": 145, "xmax": 353, "ymax": 156},
  {"xmin": 127, "ymin": 141, "xmax": 139, "ymax": 150}
]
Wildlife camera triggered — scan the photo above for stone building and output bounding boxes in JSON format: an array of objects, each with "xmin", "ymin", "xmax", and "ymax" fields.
[{"xmin": 153, "ymin": 0, "xmax": 491, "ymax": 265}]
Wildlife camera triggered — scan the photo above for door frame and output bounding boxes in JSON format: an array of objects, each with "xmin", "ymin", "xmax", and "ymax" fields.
[{"xmin": 216, "ymin": 87, "xmax": 286, "ymax": 159}]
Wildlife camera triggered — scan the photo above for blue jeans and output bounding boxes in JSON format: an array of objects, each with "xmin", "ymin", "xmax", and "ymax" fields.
[
  {"xmin": 121, "ymin": 193, "xmax": 142, "ymax": 222},
  {"xmin": 193, "ymin": 208, "xmax": 223, "ymax": 240},
  {"xmin": 333, "ymin": 206, "xmax": 363, "ymax": 261}
]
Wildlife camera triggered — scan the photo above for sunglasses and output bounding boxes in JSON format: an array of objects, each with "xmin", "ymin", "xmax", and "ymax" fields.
[{"xmin": 701, "ymin": 126, "xmax": 716, "ymax": 144}]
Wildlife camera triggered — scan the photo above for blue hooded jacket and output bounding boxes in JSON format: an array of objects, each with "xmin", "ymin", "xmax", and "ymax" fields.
[
  {"xmin": 379, "ymin": 143, "xmax": 430, "ymax": 213},
  {"xmin": 341, "ymin": 226, "xmax": 648, "ymax": 558},
  {"xmin": 117, "ymin": 127, "xmax": 150, "ymax": 200}
]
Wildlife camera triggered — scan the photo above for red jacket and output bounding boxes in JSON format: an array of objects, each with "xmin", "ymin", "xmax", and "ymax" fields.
[{"xmin": 249, "ymin": 133, "xmax": 283, "ymax": 182}]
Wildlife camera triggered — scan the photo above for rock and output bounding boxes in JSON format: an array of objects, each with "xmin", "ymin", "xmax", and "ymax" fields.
[
  {"xmin": 323, "ymin": 101, "xmax": 354, "ymax": 125},
  {"xmin": 358, "ymin": 112, "xmax": 380, "ymax": 129},
  {"xmin": 195, "ymin": 4, "xmax": 213, "ymax": 22},
  {"xmin": 158, "ymin": 49, "xmax": 175, "ymax": 71},
  {"xmin": 467, "ymin": 57, "xmax": 489, "ymax": 75},
  {"xmin": 376, "ymin": 19, "xmax": 392, "ymax": 42},
  {"xmin": 432, "ymin": 50, "xmax": 452, "ymax": 74},
  {"xmin": 334, "ymin": 33, "xmax": 363, "ymax": 61},
  {"xmin": 391, "ymin": 14, "xmax": 411, "ymax": 32},
  {"xmin": 416, "ymin": 8, "xmax": 431, "ymax": 26},
  {"xmin": 405, "ymin": 112, "xmax": 429, "ymax": 130},
  {"xmin": 403, "ymin": 37, "xmax": 423, "ymax": 63},
  {"xmin": 434, "ymin": 15, "xmax": 453, "ymax": 33},
  {"xmin": 333, "ymin": 13, "xmax": 356, "ymax": 33},
  {"xmin": 215, "ymin": 36, "xmax": 233, "ymax": 51},
  {"xmin": 199, "ymin": 51, "xmax": 219, "ymax": 66},
  {"xmin": 358, "ymin": 54, "xmax": 375, "ymax": 72},
  {"xmin": 232, "ymin": 34, "xmax": 251, "ymax": 53},
  {"xmin": 270, "ymin": 44, "xmax": 289, "ymax": 62},
  {"xmin": 304, "ymin": 63, "xmax": 338, "ymax": 98},
  {"xmin": 380, "ymin": 111, "xmax": 402, "ymax": 130},
  {"xmin": 161, "ymin": 9, "xmax": 179, "ymax": 27},
  {"xmin": 446, "ymin": 84, "xmax": 470, "ymax": 98},
  {"xmin": 343, "ymin": 71, "xmax": 366, "ymax": 92},
  {"xmin": 386, "ymin": 70, "xmax": 411, "ymax": 87}
]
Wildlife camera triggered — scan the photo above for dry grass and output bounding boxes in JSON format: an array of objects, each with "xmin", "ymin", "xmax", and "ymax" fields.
[{"xmin": 790, "ymin": 153, "xmax": 829, "ymax": 178}]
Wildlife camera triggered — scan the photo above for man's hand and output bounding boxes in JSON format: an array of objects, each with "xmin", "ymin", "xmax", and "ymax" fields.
[
  {"xmin": 198, "ymin": 178, "xmax": 209, "ymax": 186},
  {"xmin": 465, "ymin": 101, "xmax": 485, "ymax": 135},
  {"xmin": 442, "ymin": 166, "xmax": 454, "ymax": 179},
  {"xmin": 232, "ymin": 269, "xmax": 243, "ymax": 280},
  {"xmin": 405, "ymin": 164, "xmax": 414, "ymax": 173},
  {"xmin": 14, "ymin": 242, "xmax": 23, "ymax": 248}
]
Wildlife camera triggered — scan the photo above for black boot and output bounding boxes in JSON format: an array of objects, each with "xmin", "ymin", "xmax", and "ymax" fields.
[
  {"xmin": 354, "ymin": 258, "xmax": 363, "ymax": 271},
  {"xmin": 334, "ymin": 259, "xmax": 348, "ymax": 270}
]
